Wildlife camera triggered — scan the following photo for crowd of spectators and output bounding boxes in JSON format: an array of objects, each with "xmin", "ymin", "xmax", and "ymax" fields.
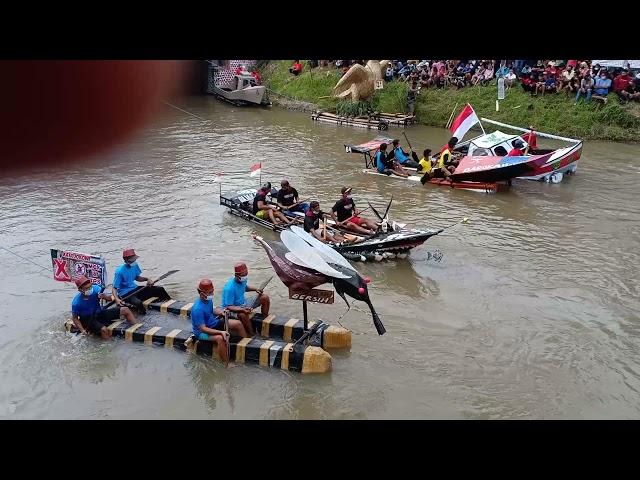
[{"xmin": 311, "ymin": 60, "xmax": 640, "ymax": 106}]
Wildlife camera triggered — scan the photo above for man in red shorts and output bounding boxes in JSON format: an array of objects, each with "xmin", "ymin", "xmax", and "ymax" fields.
[{"xmin": 331, "ymin": 186, "xmax": 377, "ymax": 235}]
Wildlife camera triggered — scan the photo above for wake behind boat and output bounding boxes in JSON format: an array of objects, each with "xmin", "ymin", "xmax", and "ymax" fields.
[{"xmin": 220, "ymin": 187, "xmax": 442, "ymax": 261}]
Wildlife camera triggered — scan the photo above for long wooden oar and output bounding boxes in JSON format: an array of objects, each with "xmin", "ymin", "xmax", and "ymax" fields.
[
  {"xmin": 106, "ymin": 269, "xmax": 179, "ymax": 308},
  {"xmin": 222, "ymin": 310, "xmax": 230, "ymax": 368},
  {"xmin": 250, "ymin": 276, "xmax": 273, "ymax": 309}
]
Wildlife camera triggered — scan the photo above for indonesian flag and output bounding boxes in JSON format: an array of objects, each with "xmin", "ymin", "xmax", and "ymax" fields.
[
  {"xmin": 250, "ymin": 162, "xmax": 261, "ymax": 177},
  {"xmin": 450, "ymin": 104, "xmax": 479, "ymax": 140}
]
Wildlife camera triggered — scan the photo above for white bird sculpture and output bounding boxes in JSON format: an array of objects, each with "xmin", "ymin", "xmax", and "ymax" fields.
[{"xmin": 333, "ymin": 60, "xmax": 390, "ymax": 102}]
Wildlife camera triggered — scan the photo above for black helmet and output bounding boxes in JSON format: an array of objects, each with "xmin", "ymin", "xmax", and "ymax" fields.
[
  {"xmin": 262, "ymin": 182, "xmax": 272, "ymax": 190},
  {"xmin": 513, "ymin": 139, "xmax": 524, "ymax": 148}
]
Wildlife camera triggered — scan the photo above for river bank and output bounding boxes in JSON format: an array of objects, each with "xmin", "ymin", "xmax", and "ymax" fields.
[{"xmin": 262, "ymin": 60, "xmax": 640, "ymax": 142}]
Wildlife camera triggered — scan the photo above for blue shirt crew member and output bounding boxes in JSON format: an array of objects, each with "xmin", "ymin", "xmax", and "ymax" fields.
[
  {"xmin": 191, "ymin": 278, "xmax": 248, "ymax": 364},
  {"xmin": 71, "ymin": 275, "xmax": 136, "ymax": 340},
  {"xmin": 112, "ymin": 248, "xmax": 169, "ymax": 314},
  {"xmin": 221, "ymin": 262, "xmax": 271, "ymax": 337},
  {"xmin": 390, "ymin": 139, "xmax": 419, "ymax": 168}
]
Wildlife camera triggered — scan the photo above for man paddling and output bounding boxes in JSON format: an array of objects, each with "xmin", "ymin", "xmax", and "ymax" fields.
[
  {"xmin": 71, "ymin": 275, "xmax": 137, "ymax": 339},
  {"xmin": 220, "ymin": 262, "xmax": 270, "ymax": 337},
  {"xmin": 277, "ymin": 180, "xmax": 310, "ymax": 214},
  {"xmin": 389, "ymin": 139, "xmax": 419, "ymax": 169},
  {"xmin": 112, "ymin": 248, "xmax": 168, "ymax": 314},
  {"xmin": 253, "ymin": 182, "xmax": 294, "ymax": 226},
  {"xmin": 331, "ymin": 186, "xmax": 377, "ymax": 235},
  {"xmin": 304, "ymin": 201, "xmax": 345, "ymax": 244},
  {"xmin": 191, "ymin": 278, "xmax": 248, "ymax": 362},
  {"xmin": 376, "ymin": 143, "xmax": 408, "ymax": 178}
]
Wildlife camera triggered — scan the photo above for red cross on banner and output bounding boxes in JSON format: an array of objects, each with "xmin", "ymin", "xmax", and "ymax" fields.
[{"xmin": 53, "ymin": 258, "xmax": 71, "ymax": 282}]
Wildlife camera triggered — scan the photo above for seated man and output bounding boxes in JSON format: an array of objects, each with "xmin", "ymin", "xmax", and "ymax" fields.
[
  {"xmin": 191, "ymin": 278, "xmax": 248, "ymax": 363},
  {"xmin": 304, "ymin": 201, "xmax": 345, "ymax": 244},
  {"xmin": 331, "ymin": 186, "xmax": 377, "ymax": 236},
  {"xmin": 71, "ymin": 276, "xmax": 136, "ymax": 340},
  {"xmin": 277, "ymin": 180, "xmax": 309, "ymax": 214},
  {"xmin": 574, "ymin": 73, "xmax": 594, "ymax": 104},
  {"xmin": 417, "ymin": 148, "xmax": 434, "ymax": 175},
  {"xmin": 437, "ymin": 137, "xmax": 459, "ymax": 175},
  {"xmin": 504, "ymin": 68, "xmax": 517, "ymax": 88},
  {"xmin": 289, "ymin": 60, "xmax": 303, "ymax": 76},
  {"xmin": 253, "ymin": 182, "xmax": 294, "ymax": 226},
  {"xmin": 592, "ymin": 72, "xmax": 612, "ymax": 104},
  {"xmin": 113, "ymin": 248, "xmax": 169, "ymax": 314},
  {"xmin": 619, "ymin": 80, "xmax": 640, "ymax": 103},
  {"xmin": 390, "ymin": 139, "xmax": 419, "ymax": 169},
  {"xmin": 221, "ymin": 263, "xmax": 270, "ymax": 337},
  {"xmin": 376, "ymin": 142, "xmax": 408, "ymax": 177},
  {"xmin": 613, "ymin": 69, "xmax": 633, "ymax": 102},
  {"xmin": 521, "ymin": 127, "xmax": 538, "ymax": 150},
  {"xmin": 507, "ymin": 139, "xmax": 526, "ymax": 156}
]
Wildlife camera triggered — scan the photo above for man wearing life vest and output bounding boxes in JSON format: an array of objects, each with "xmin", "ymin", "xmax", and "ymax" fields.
[
  {"xmin": 437, "ymin": 137, "xmax": 458, "ymax": 175},
  {"xmin": 389, "ymin": 139, "xmax": 419, "ymax": 169},
  {"xmin": 375, "ymin": 143, "xmax": 408, "ymax": 177},
  {"xmin": 521, "ymin": 126, "xmax": 538, "ymax": 150}
]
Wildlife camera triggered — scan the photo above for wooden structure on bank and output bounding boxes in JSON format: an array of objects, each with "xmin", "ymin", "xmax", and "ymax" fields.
[{"xmin": 311, "ymin": 110, "xmax": 416, "ymax": 130}]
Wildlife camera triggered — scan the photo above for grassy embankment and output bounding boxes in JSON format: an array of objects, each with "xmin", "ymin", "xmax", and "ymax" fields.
[{"xmin": 262, "ymin": 60, "xmax": 640, "ymax": 142}]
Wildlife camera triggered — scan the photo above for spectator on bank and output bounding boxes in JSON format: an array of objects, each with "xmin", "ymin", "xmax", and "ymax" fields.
[
  {"xmin": 592, "ymin": 71, "xmax": 612, "ymax": 104},
  {"xmin": 619, "ymin": 80, "xmax": 640, "ymax": 103},
  {"xmin": 471, "ymin": 63, "xmax": 486, "ymax": 85},
  {"xmin": 613, "ymin": 68, "xmax": 633, "ymax": 95},
  {"xmin": 558, "ymin": 65, "xmax": 575, "ymax": 91},
  {"xmin": 496, "ymin": 61, "xmax": 510, "ymax": 79},
  {"xmin": 385, "ymin": 65, "xmax": 394, "ymax": 82},
  {"xmin": 574, "ymin": 72, "xmax": 594, "ymax": 105},
  {"xmin": 290, "ymin": 60, "xmax": 303, "ymax": 76},
  {"xmin": 564, "ymin": 74, "xmax": 581, "ymax": 94},
  {"xmin": 504, "ymin": 68, "xmax": 517, "ymax": 88}
]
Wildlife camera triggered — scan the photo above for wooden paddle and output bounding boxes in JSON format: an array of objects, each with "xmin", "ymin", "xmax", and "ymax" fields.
[
  {"xmin": 222, "ymin": 309, "xmax": 230, "ymax": 368},
  {"xmin": 106, "ymin": 269, "xmax": 179, "ymax": 308},
  {"xmin": 250, "ymin": 276, "xmax": 273, "ymax": 309}
]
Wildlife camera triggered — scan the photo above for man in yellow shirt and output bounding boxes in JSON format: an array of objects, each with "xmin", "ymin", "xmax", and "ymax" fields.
[{"xmin": 417, "ymin": 148, "xmax": 433, "ymax": 174}]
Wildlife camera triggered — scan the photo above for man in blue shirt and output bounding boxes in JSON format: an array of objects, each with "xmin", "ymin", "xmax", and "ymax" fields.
[
  {"xmin": 113, "ymin": 248, "xmax": 168, "ymax": 314},
  {"xmin": 390, "ymin": 139, "xmax": 419, "ymax": 168},
  {"xmin": 592, "ymin": 72, "xmax": 612, "ymax": 104},
  {"xmin": 191, "ymin": 278, "xmax": 248, "ymax": 363},
  {"xmin": 375, "ymin": 142, "xmax": 408, "ymax": 177},
  {"xmin": 71, "ymin": 276, "xmax": 137, "ymax": 339},
  {"xmin": 221, "ymin": 262, "xmax": 270, "ymax": 337}
]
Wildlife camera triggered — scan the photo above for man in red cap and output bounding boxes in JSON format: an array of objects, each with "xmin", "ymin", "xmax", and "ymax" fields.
[
  {"xmin": 191, "ymin": 278, "xmax": 248, "ymax": 363},
  {"xmin": 112, "ymin": 248, "xmax": 168, "ymax": 314},
  {"xmin": 220, "ymin": 262, "xmax": 270, "ymax": 337},
  {"xmin": 71, "ymin": 275, "xmax": 137, "ymax": 339}
]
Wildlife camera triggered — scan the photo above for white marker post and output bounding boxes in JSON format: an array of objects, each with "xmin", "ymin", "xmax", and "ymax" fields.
[{"xmin": 497, "ymin": 77, "xmax": 505, "ymax": 111}]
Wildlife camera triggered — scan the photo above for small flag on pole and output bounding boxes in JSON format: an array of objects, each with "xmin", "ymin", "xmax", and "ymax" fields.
[
  {"xmin": 450, "ymin": 103, "xmax": 480, "ymax": 140},
  {"xmin": 250, "ymin": 162, "xmax": 262, "ymax": 177}
]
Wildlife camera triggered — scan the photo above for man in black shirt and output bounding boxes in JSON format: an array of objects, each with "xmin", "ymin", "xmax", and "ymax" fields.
[
  {"xmin": 276, "ymin": 180, "xmax": 309, "ymax": 214},
  {"xmin": 330, "ymin": 186, "xmax": 377, "ymax": 235},
  {"xmin": 253, "ymin": 183, "xmax": 294, "ymax": 225},
  {"xmin": 304, "ymin": 201, "xmax": 344, "ymax": 244}
]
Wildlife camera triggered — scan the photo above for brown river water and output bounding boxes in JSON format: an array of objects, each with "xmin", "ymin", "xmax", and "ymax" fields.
[{"xmin": 1, "ymin": 96, "xmax": 639, "ymax": 419}]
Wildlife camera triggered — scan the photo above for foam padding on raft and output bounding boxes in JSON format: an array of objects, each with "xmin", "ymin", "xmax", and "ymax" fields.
[
  {"xmin": 322, "ymin": 325, "xmax": 352, "ymax": 349},
  {"xmin": 63, "ymin": 321, "xmax": 331, "ymax": 373}
]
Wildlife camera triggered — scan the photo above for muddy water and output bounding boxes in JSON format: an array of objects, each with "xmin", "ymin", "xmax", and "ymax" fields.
[{"xmin": 0, "ymin": 96, "xmax": 638, "ymax": 419}]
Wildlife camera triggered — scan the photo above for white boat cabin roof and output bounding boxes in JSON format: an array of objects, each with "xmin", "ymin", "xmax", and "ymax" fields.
[{"xmin": 470, "ymin": 130, "xmax": 520, "ymax": 149}]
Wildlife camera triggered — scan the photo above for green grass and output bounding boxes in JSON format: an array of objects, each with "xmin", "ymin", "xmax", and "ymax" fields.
[{"xmin": 263, "ymin": 61, "xmax": 640, "ymax": 142}]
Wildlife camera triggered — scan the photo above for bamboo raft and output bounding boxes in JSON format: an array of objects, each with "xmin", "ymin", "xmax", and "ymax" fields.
[
  {"xmin": 311, "ymin": 110, "xmax": 416, "ymax": 130},
  {"xmin": 64, "ymin": 319, "xmax": 331, "ymax": 373}
]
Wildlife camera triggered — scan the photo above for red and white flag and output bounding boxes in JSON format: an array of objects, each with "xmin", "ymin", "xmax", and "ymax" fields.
[
  {"xmin": 250, "ymin": 162, "xmax": 261, "ymax": 177},
  {"xmin": 450, "ymin": 104, "xmax": 480, "ymax": 140}
]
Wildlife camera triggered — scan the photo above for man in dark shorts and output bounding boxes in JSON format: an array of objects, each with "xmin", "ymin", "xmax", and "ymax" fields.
[
  {"xmin": 253, "ymin": 182, "xmax": 294, "ymax": 225},
  {"xmin": 277, "ymin": 180, "xmax": 309, "ymax": 214},
  {"xmin": 71, "ymin": 276, "xmax": 137, "ymax": 339},
  {"xmin": 331, "ymin": 186, "xmax": 377, "ymax": 235},
  {"xmin": 304, "ymin": 201, "xmax": 345, "ymax": 243}
]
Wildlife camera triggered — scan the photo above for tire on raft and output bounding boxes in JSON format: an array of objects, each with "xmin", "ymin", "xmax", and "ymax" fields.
[{"xmin": 63, "ymin": 320, "xmax": 332, "ymax": 374}]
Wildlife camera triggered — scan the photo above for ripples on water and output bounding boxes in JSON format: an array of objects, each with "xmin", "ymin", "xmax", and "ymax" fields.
[{"xmin": 1, "ymin": 96, "xmax": 639, "ymax": 419}]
